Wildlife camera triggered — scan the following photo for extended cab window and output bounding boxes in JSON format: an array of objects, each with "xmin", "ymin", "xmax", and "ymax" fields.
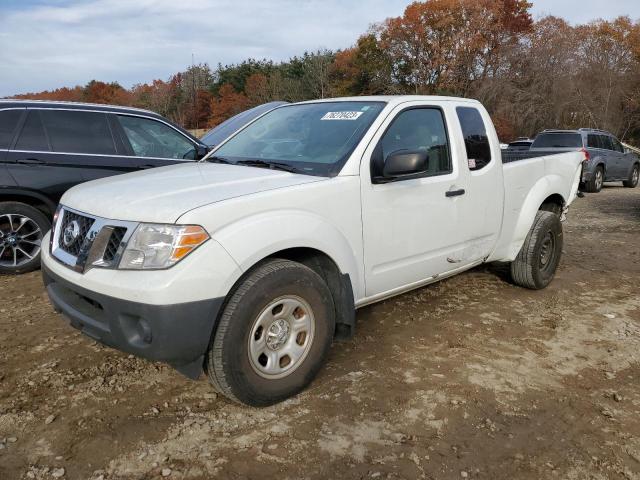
[
  {"xmin": 117, "ymin": 115, "xmax": 196, "ymax": 160},
  {"xmin": 15, "ymin": 110, "xmax": 49, "ymax": 151},
  {"xmin": 0, "ymin": 109, "xmax": 23, "ymax": 149},
  {"xmin": 375, "ymin": 108, "xmax": 451, "ymax": 177},
  {"xmin": 456, "ymin": 107, "xmax": 491, "ymax": 170}
]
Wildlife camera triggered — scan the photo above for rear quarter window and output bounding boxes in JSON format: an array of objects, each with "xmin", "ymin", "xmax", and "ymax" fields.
[{"xmin": 532, "ymin": 133, "xmax": 583, "ymax": 149}]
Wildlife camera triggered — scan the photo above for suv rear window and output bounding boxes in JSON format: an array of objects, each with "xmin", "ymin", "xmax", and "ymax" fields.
[
  {"xmin": 0, "ymin": 109, "xmax": 23, "ymax": 149},
  {"xmin": 532, "ymin": 133, "xmax": 583, "ymax": 149}
]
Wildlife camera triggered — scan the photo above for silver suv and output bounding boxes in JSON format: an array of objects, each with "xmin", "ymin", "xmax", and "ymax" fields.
[{"xmin": 529, "ymin": 129, "xmax": 639, "ymax": 192}]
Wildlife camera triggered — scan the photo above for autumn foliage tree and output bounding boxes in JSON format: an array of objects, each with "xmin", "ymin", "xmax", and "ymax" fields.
[{"xmin": 9, "ymin": 1, "xmax": 640, "ymax": 143}]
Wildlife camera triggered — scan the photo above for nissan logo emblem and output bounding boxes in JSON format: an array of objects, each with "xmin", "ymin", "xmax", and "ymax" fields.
[{"xmin": 63, "ymin": 220, "xmax": 81, "ymax": 247}]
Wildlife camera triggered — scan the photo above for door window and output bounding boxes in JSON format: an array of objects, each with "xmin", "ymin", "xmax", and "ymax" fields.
[
  {"xmin": 117, "ymin": 115, "xmax": 196, "ymax": 160},
  {"xmin": 611, "ymin": 138, "xmax": 624, "ymax": 153},
  {"xmin": 587, "ymin": 134, "xmax": 599, "ymax": 149},
  {"xmin": 39, "ymin": 110, "xmax": 117, "ymax": 155},
  {"xmin": 599, "ymin": 135, "xmax": 613, "ymax": 151},
  {"xmin": 456, "ymin": 107, "xmax": 491, "ymax": 170},
  {"xmin": 0, "ymin": 110, "xmax": 23, "ymax": 149},
  {"xmin": 376, "ymin": 108, "xmax": 451, "ymax": 178},
  {"xmin": 14, "ymin": 110, "xmax": 49, "ymax": 151}
]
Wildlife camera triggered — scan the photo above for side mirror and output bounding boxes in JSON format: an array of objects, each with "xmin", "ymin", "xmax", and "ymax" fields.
[
  {"xmin": 382, "ymin": 150, "xmax": 429, "ymax": 179},
  {"xmin": 196, "ymin": 144, "xmax": 210, "ymax": 159}
]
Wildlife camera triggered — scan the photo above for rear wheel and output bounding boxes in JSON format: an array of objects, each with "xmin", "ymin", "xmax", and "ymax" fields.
[
  {"xmin": 0, "ymin": 202, "xmax": 50, "ymax": 274},
  {"xmin": 623, "ymin": 164, "xmax": 639, "ymax": 188},
  {"xmin": 510, "ymin": 211, "xmax": 563, "ymax": 290},
  {"xmin": 585, "ymin": 166, "xmax": 604, "ymax": 193},
  {"xmin": 206, "ymin": 259, "xmax": 335, "ymax": 406}
]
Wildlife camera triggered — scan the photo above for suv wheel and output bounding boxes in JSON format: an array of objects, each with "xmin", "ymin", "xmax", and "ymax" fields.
[
  {"xmin": 585, "ymin": 166, "xmax": 604, "ymax": 193},
  {"xmin": 623, "ymin": 164, "xmax": 639, "ymax": 188},
  {"xmin": 0, "ymin": 202, "xmax": 50, "ymax": 274},
  {"xmin": 205, "ymin": 259, "xmax": 335, "ymax": 406},
  {"xmin": 510, "ymin": 211, "xmax": 563, "ymax": 290}
]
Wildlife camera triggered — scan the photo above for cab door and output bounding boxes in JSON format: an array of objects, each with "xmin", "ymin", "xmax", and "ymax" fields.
[{"xmin": 360, "ymin": 103, "xmax": 472, "ymax": 297}]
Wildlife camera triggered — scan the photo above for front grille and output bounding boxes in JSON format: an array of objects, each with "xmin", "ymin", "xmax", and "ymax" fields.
[
  {"xmin": 51, "ymin": 207, "xmax": 137, "ymax": 273},
  {"xmin": 58, "ymin": 211, "xmax": 95, "ymax": 256},
  {"xmin": 103, "ymin": 227, "xmax": 126, "ymax": 263}
]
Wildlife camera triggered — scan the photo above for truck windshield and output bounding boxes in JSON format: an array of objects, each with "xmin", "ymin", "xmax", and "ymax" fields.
[
  {"xmin": 532, "ymin": 133, "xmax": 583, "ymax": 149},
  {"xmin": 210, "ymin": 101, "xmax": 386, "ymax": 176}
]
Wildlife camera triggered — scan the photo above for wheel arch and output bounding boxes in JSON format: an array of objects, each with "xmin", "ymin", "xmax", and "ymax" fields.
[
  {"xmin": 209, "ymin": 211, "xmax": 362, "ymax": 339},
  {"xmin": 492, "ymin": 176, "xmax": 569, "ymax": 262},
  {"xmin": 0, "ymin": 188, "xmax": 56, "ymax": 218}
]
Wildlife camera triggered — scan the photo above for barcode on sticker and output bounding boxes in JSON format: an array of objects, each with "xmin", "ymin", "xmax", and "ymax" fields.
[{"xmin": 321, "ymin": 111, "xmax": 364, "ymax": 120}]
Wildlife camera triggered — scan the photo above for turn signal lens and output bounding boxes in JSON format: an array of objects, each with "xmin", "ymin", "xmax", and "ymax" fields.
[
  {"xmin": 170, "ymin": 226, "xmax": 210, "ymax": 262},
  {"xmin": 118, "ymin": 224, "xmax": 209, "ymax": 270}
]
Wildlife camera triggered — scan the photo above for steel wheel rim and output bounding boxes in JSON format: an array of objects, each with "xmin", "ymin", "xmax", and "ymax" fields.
[
  {"xmin": 0, "ymin": 213, "xmax": 42, "ymax": 268},
  {"xmin": 633, "ymin": 167, "xmax": 639, "ymax": 185},
  {"xmin": 596, "ymin": 170, "xmax": 603, "ymax": 189},
  {"xmin": 539, "ymin": 231, "xmax": 555, "ymax": 270},
  {"xmin": 248, "ymin": 295, "xmax": 315, "ymax": 380}
]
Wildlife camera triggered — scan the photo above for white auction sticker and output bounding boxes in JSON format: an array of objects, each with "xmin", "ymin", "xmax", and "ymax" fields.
[{"xmin": 321, "ymin": 111, "xmax": 364, "ymax": 120}]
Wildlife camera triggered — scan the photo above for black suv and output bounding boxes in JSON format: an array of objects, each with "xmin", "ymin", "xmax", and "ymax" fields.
[{"xmin": 0, "ymin": 100, "xmax": 210, "ymax": 274}]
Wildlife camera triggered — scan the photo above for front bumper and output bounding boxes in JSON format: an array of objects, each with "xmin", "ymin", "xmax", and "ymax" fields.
[{"xmin": 43, "ymin": 264, "xmax": 224, "ymax": 379}]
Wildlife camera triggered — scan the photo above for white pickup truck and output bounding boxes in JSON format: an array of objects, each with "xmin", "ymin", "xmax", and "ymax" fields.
[{"xmin": 42, "ymin": 96, "xmax": 583, "ymax": 406}]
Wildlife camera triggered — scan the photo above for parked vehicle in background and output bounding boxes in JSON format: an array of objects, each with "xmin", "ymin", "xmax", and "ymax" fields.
[
  {"xmin": 200, "ymin": 101, "xmax": 288, "ymax": 148},
  {"xmin": 506, "ymin": 137, "xmax": 533, "ymax": 151},
  {"xmin": 0, "ymin": 100, "xmax": 210, "ymax": 273},
  {"xmin": 525, "ymin": 129, "xmax": 639, "ymax": 193},
  {"xmin": 42, "ymin": 95, "xmax": 584, "ymax": 406}
]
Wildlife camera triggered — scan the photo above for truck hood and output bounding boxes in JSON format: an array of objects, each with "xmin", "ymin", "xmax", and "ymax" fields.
[{"xmin": 61, "ymin": 163, "xmax": 326, "ymax": 222}]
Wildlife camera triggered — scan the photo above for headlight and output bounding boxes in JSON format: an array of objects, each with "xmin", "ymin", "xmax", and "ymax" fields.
[{"xmin": 118, "ymin": 224, "xmax": 209, "ymax": 270}]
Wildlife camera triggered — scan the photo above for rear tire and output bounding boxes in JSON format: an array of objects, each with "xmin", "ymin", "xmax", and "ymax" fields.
[
  {"xmin": 0, "ymin": 202, "xmax": 50, "ymax": 275},
  {"xmin": 623, "ymin": 163, "xmax": 639, "ymax": 188},
  {"xmin": 510, "ymin": 211, "xmax": 563, "ymax": 290},
  {"xmin": 585, "ymin": 166, "xmax": 604, "ymax": 193},
  {"xmin": 206, "ymin": 259, "xmax": 335, "ymax": 407}
]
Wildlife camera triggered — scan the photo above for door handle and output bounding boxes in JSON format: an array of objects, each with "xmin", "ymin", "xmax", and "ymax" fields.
[
  {"xmin": 17, "ymin": 158, "xmax": 46, "ymax": 165},
  {"xmin": 445, "ymin": 188, "xmax": 466, "ymax": 197}
]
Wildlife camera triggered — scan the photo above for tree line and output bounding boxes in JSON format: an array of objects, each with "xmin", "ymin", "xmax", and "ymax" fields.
[{"xmin": 11, "ymin": 0, "xmax": 640, "ymax": 143}]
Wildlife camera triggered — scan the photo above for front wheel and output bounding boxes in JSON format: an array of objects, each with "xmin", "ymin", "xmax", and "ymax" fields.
[
  {"xmin": 510, "ymin": 211, "xmax": 563, "ymax": 290},
  {"xmin": 0, "ymin": 202, "xmax": 50, "ymax": 274},
  {"xmin": 623, "ymin": 164, "xmax": 639, "ymax": 188},
  {"xmin": 206, "ymin": 259, "xmax": 335, "ymax": 406}
]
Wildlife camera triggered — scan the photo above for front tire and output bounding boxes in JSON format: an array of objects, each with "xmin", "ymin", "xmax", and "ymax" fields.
[
  {"xmin": 206, "ymin": 259, "xmax": 335, "ymax": 406},
  {"xmin": 623, "ymin": 163, "xmax": 639, "ymax": 188},
  {"xmin": 510, "ymin": 211, "xmax": 563, "ymax": 290},
  {"xmin": 0, "ymin": 202, "xmax": 50, "ymax": 274}
]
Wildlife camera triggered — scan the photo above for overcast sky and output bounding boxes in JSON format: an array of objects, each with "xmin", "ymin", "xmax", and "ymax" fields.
[{"xmin": 1, "ymin": 0, "xmax": 639, "ymax": 97}]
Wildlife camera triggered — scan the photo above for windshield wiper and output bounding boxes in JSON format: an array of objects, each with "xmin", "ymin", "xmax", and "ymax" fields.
[
  {"xmin": 205, "ymin": 155, "xmax": 234, "ymax": 164},
  {"xmin": 235, "ymin": 159, "xmax": 300, "ymax": 174}
]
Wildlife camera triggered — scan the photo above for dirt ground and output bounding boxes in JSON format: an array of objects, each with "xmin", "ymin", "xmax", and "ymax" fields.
[{"xmin": 1, "ymin": 185, "xmax": 639, "ymax": 480}]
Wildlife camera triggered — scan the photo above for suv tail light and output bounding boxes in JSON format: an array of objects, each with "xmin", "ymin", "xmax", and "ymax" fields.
[{"xmin": 580, "ymin": 148, "xmax": 590, "ymax": 162}]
